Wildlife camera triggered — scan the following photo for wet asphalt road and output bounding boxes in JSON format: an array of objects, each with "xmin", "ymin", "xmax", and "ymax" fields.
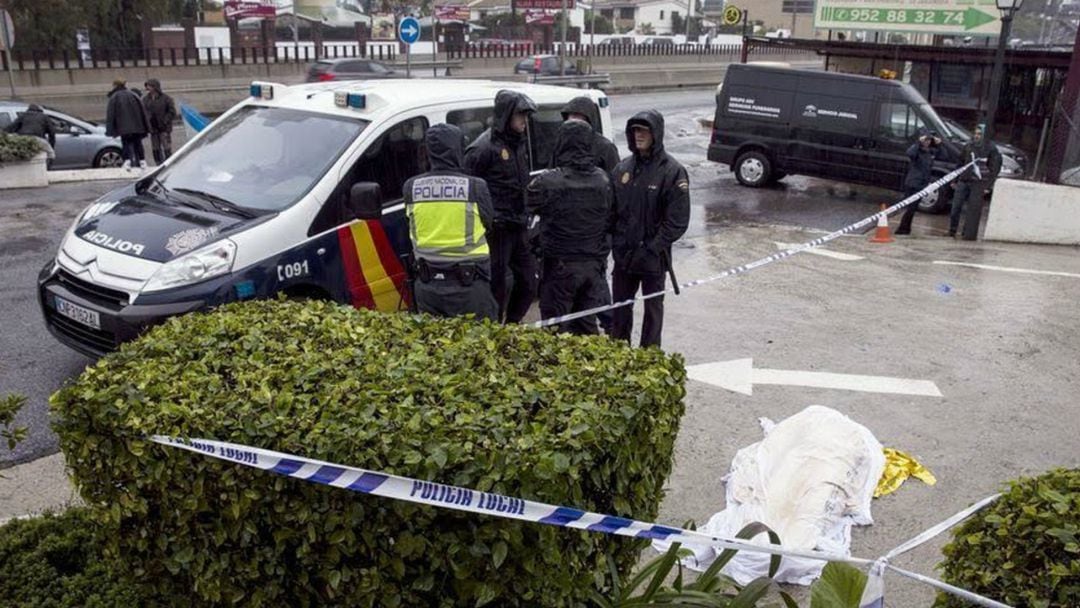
[{"xmin": 0, "ymin": 88, "xmax": 933, "ymax": 465}]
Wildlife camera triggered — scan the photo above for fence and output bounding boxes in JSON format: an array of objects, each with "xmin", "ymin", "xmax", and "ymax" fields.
[{"xmin": 0, "ymin": 40, "xmax": 818, "ymax": 71}]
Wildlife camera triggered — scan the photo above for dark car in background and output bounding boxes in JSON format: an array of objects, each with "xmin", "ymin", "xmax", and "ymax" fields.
[
  {"xmin": 514, "ymin": 55, "xmax": 580, "ymax": 76},
  {"xmin": 0, "ymin": 101, "xmax": 123, "ymax": 169},
  {"xmin": 305, "ymin": 59, "xmax": 405, "ymax": 82},
  {"xmin": 941, "ymin": 116, "xmax": 1027, "ymax": 180},
  {"xmin": 597, "ymin": 36, "xmax": 636, "ymax": 48}
]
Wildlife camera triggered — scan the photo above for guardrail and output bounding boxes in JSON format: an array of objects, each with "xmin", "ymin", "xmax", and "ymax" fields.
[
  {"xmin": 0, "ymin": 41, "xmax": 820, "ymax": 72},
  {"xmin": 532, "ymin": 73, "xmax": 611, "ymax": 89}
]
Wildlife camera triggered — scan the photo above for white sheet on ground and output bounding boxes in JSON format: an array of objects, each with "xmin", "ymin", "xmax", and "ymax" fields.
[{"xmin": 655, "ymin": 405, "xmax": 885, "ymax": 586}]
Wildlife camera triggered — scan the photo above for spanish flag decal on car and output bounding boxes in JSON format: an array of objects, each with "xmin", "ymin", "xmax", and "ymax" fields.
[{"xmin": 338, "ymin": 221, "xmax": 410, "ymax": 312}]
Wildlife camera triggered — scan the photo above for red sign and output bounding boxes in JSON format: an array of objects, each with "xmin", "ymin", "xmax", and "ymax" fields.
[
  {"xmin": 224, "ymin": 0, "xmax": 277, "ymax": 20},
  {"xmin": 524, "ymin": 9, "xmax": 555, "ymax": 24},
  {"xmin": 435, "ymin": 4, "xmax": 471, "ymax": 21},
  {"xmin": 516, "ymin": 0, "xmax": 574, "ymax": 9}
]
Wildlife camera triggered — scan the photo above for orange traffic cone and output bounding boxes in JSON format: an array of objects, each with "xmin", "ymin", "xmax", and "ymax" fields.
[{"xmin": 869, "ymin": 204, "xmax": 894, "ymax": 244}]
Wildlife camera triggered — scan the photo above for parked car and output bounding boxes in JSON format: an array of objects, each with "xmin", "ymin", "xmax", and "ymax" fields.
[
  {"xmin": 596, "ymin": 36, "xmax": 635, "ymax": 48},
  {"xmin": 638, "ymin": 36, "xmax": 675, "ymax": 48},
  {"xmin": 708, "ymin": 64, "xmax": 965, "ymax": 212},
  {"xmin": 0, "ymin": 101, "xmax": 123, "ymax": 169},
  {"xmin": 941, "ymin": 116, "xmax": 1027, "ymax": 179},
  {"xmin": 514, "ymin": 54, "xmax": 580, "ymax": 76},
  {"xmin": 305, "ymin": 59, "xmax": 404, "ymax": 82}
]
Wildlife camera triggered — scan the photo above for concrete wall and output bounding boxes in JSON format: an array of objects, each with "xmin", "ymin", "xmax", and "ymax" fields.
[{"xmin": 984, "ymin": 178, "xmax": 1080, "ymax": 245}]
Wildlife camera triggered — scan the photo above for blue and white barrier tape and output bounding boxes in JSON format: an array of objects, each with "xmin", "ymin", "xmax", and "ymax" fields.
[
  {"xmin": 534, "ymin": 162, "xmax": 976, "ymax": 330},
  {"xmin": 151, "ymin": 435, "xmax": 1010, "ymax": 608}
]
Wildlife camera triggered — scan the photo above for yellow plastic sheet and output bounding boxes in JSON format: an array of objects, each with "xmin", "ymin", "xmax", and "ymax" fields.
[{"xmin": 875, "ymin": 448, "xmax": 937, "ymax": 498}]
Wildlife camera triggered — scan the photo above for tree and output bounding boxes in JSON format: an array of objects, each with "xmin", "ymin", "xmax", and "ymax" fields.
[
  {"xmin": 638, "ymin": 22, "xmax": 655, "ymax": 35},
  {"xmin": 5, "ymin": 0, "xmax": 185, "ymax": 50},
  {"xmin": 583, "ymin": 10, "xmax": 614, "ymax": 35}
]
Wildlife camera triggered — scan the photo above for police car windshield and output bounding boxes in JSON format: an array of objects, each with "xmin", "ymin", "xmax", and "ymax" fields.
[{"xmin": 157, "ymin": 106, "xmax": 367, "ymax": 212}]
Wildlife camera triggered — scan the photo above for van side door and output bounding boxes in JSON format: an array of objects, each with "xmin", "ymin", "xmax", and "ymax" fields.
[
  {"xmin": 307, "ymin": 114, "xmax": 431, "ymax": 311},
  {"xmin": 868, "ymin": 96, "xmax": 927, "ymax": 190},
  {"xmin": 789, "ymin": 90, "xmax": 873, "ymax": 184}
]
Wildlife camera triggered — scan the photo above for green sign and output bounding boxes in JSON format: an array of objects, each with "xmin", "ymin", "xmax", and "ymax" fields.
[{"xmin": 815, "ymin": 1, "xmax": 1002, "ymax": 36}]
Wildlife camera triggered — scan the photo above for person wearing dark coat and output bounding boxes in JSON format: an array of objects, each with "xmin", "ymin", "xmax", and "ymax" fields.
[
  {"xmin": 463, "ymin": 89, "xmax": 538, "ymax": 323},
  {"xmin": 404, "ymin": 123, "xmax": 498, "ymax": 320},
  {"xmin": 551, "ymin": 96, "xmax": 620, "ymax": 173},
  {"xmin": 527, "ymin": 120, "xmax": 615, "ymax": 335},
  {"xmin": 949, "ymin": 124, "xmax": 1002, "ymax": 240},
  {"xmin": 143, "ymin": 78, "xmax": 177, "ymax": 164},
  {"xmin": 105, "ymin": 78, "xmax": 150, "ymax": 168},
  {"xmin": 895, "ymin": 130, "xmax": 945, "ymax": 235},
  {"xmin": 6, "ymin": 104, "xmax": 56, "ymax": 163},
  {"xmin": 610, "ymin": 110, "xmax": 690, "ymax": 349}
]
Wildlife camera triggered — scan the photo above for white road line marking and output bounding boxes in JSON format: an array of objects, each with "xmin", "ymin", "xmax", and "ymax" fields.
[
  {"xmin": 933, "ymin": 261, "xmax": 1080, "ymax": 279},
  {"xmin": 775, "ymin": 242, "xmax": 864, "ymax": 261},
  {"xmin": 687, "ymin": 358, "xmax": 943, "ymax": 397}
]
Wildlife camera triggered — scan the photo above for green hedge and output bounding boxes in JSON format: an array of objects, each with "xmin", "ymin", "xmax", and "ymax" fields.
[
  {"xmin": 0, "ymin": 133, "xmax": 44, "ymax": 163},
  {"xmin": 52, "ymin": 300, "xmax": 686, "ymax": 607},
  {"xmin": 0, "ymin": 509, "xmax": 143, "ymax": 607},
  {"xmin": 935, "ymin": 468, "xmax": 1080, "ymax": 608}
]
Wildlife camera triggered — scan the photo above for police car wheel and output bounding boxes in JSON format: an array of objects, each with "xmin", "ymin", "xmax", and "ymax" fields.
[
  {"xmin": 917, "ymin": 182, "xmax": 951, "ymax": 214},
  {"xmin": 735, "ymin": 151, "xmax": 771, "ymax": 188}
]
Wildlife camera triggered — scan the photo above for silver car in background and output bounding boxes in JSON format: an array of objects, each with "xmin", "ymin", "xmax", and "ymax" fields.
[{"xmin": 0, "ymin": 101, "xmax": 124, "ymax": 169}]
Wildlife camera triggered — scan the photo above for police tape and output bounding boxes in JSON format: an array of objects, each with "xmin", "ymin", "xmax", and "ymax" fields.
[
  {"xmin": 150, "ymin": 434, "xmax": 1011, "ymax": 608},
  {"xmin": 533, "ymin": 161, "xmax": 977, "ymax": 330}
]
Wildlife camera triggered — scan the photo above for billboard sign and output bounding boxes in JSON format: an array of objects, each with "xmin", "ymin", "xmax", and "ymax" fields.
[
  {"xmin": 814, "ymin": 0, "xmax": 1001, "ymax": 36},
  {"xmin": 516, "ymin": 0, "xmax": 574, "ymax": 10},
  {"xmin": 225, "ymin": 0, "xmax": 277, "ymax": 20},
  {"xmin": 435, "ymin": 4, "xmax": 471, "ymax": 21},
  {"xmin": 525, "ymin": 10, "xmax": 555, "ymax": 24}
]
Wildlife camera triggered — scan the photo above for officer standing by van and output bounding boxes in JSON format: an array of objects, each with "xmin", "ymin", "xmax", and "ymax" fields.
[
  {"xmin": 949, "ymin": 124, "xmax": 1002, "ymax": 240},
  {"xmin": 611, "ymin": 110, "xmax": 690, "ymax": 349},
  {"xmin": 404, "ymin": 124, "xmax": 498, "ymax": 320},
  {"xmin": 528, "ymin": 120, "xmax": 614, "ymax": 335},
  {"xmin": 554, "ymin": 96, "xmax": 620, "ymax": 172},
  {"xmin": 464, "ymin": 90, "xmax": 538, "ymax": 323},
  {"xmin": 895, "ymin": 129, "xmax": 944, "ymax": 236}
]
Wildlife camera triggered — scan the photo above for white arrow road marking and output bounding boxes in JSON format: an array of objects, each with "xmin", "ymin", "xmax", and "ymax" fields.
[
  {"xmin": 933, "ymin": 261, "xmax": 1080, "ymax": 279},
  {"xmin": 775, "ymin": 242, "xmax": 864, "ymax": 261},
  {"xmin": 687, "ymin": 358, "xmax": 943, "ymax": 397}
]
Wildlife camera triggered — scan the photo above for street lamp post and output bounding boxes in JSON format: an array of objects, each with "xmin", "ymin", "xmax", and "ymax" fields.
[{"xmin": 984, "ymin": 0, "xmax": 1025, "ymax": 140}]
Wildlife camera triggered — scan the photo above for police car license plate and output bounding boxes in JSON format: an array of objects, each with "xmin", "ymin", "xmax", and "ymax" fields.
[{"xmin": 54, "ymin": 296, "xmax": 101, "ymax": 330}]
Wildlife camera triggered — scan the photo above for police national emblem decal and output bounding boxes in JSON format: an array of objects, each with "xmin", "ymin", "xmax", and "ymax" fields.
[
  {"xmin": 621, "ymin": 172, "xmax": 630, "ymax": 184},
  {"xmin": 166, "ymin": 227, "xmax": 220, "ymax": 256},
  {"xmin": 500, "ymin": 148, "xmax": 510, "ymax": 161}
]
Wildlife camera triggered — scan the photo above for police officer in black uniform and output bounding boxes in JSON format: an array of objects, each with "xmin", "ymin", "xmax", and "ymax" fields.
[
  {"xmin": 404, "ymin": 123, "xmax": 498, "ymax": 320},
  {"xmin": 464, "ymin": 90, "xmax": 538, "ymax": 323},
  {"xmin": 528, "ymin": 120, "xmax": 614, "ymax": 335},
  {"xmin": 552, "ymin": 96, "xmax": 620, "ymax": 173},
  {"xmin": 611, "ymin": 110, "xmax": 691, "ymax": 349}
]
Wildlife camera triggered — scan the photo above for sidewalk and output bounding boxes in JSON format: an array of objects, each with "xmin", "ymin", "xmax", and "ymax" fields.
[{"xmin": 0, "ymin": 454, "xmax": 78, "ymax": 524}]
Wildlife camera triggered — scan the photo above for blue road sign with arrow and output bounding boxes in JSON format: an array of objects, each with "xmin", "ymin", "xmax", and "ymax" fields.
[{"xmin": 399, "ymin": 17, "xmax": 421, "ymax": 45}]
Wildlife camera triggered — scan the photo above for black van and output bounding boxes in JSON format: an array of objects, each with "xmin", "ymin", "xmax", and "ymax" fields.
[{"xmin": 708, "ymin": 65, "xmax": 960, "ymax": 212}]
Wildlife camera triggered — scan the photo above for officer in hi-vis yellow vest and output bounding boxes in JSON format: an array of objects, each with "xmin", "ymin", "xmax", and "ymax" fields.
[{"xmin": 404, "ymin": 123, "xmax": 498, "ymax": 320}]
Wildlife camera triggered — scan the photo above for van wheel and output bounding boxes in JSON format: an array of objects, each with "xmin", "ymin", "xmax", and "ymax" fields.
[
  {"xmin": 917, "ymin": 182, "xmax": 952, "ymax": 214},
  {"xmin": 734, "ymin": 151, "xmax": 772, "ymax": 187}
]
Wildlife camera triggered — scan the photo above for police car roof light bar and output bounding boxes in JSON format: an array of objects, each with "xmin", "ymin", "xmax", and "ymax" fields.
[{"xmin": 250, "ymin": 82, "xmax": 278, "ymax": 101}]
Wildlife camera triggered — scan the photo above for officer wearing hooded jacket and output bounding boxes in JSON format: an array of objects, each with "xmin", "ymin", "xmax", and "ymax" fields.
[
  {"xmin": 551, "ymin": 96, "xmax": 620, "ymax": 173},
  {"xmin": 611, "ymin": 110, "xmax": 690, "ymax": 349},
  {"xmin": 528, "ymin": 120, "xmax": 614, "ymax": 335},
  {"xmin": 404, "ymin": 123, "xmax": 498, "ymax": 320},
  {"xmin": 464, "ymin": 89, "xmax": 538, "ymax": 323}
]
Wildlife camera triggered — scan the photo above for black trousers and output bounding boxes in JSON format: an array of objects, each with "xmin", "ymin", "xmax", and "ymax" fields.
[
  {"xmin": 120, "ymin": 135, "xmax": 144, "ymax": 164},
  {"xmin": 611, "ymin": 268, "xmax": 666, "ymax": 348},
  {"xmin": 949, "ymin": 182, "xmax": 986, "ymax": 241},
  {"xmin": 415, "ymin": 277, "xmax": 498, "ymax": 321},
  {"xmin": 896, "ymin": 185, "xmax": 923, "ymax": 234},
  {"xmin": 539, "ymin": 258, "xmax": 609, "ymax": 336},
  {"xmin": 488, "ymin": 224, "xmax": 537, "ymax": 323}
]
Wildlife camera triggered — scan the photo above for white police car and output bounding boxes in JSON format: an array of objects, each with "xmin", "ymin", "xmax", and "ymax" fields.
[{"xmin": 38, "ymin": 79, "xmax": 613, "ymax": 357}]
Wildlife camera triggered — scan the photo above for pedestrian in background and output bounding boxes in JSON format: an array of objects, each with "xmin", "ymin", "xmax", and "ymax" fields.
[
  {"xmin": 895, "ymin": 129, "xmax": 944, "ymax": 236},
  {"xmin": 611, "ymin": 110, "xmax": 690, "ymax": 349},
  {"xmin": 105, "ymin": 78, "xmax": 150, "ymax": 170},
  {"xmin": 403, "ymin": 124, "xmax": 499, "ymax": 320},
  {"xmin": 949, "ymin": 124, "xmax": 1002, "ymax": 240},
  {"xmin": 5, "ymin": 104, "xmax": 56, "ymax": 167},
  {"xmin": 464, "ymin": 90, "xmax": 538, "ymax": 323},
  {"xmin": 143, "ymin": 79, "xmax": 177, "ymax": 164},
  {"xmin": 528, "ymin": 120, "xmax": 614, "ymax": 335}
]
